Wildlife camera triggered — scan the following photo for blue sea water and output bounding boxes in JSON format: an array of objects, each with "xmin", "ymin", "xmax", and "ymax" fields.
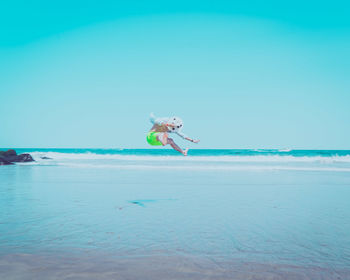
[
  {"xmin": 12, "ymin": 148, "xmax": 350, "ymax": 157},
  {"xmin": 1, "ymin": 149, "xmax": 350, "ymax": 271}
]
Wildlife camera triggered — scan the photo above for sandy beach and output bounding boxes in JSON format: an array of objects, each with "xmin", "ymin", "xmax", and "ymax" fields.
[
  {"xmin": 1, "ymin": 253, "xmax": 349, "ymax": 280},
  {"xmin": 1, "ymin": 149, "xmax": 350, "ymax": 279}
]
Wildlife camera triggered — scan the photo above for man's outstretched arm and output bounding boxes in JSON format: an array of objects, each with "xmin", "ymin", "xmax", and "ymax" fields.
[{"xmin": 176, "ymin": 131, "xmax": 200, "ymax": 143}]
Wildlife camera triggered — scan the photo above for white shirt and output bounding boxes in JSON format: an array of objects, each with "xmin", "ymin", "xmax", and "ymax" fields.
[{"xmin": 150, "ymin": 114, "xmax": 188, "ymax": 140}]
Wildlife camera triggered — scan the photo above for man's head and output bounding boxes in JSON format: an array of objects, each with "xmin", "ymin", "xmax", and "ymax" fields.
[{"xmin": 168, "ymin": 117, "xmax": 183, "ymax": 132}]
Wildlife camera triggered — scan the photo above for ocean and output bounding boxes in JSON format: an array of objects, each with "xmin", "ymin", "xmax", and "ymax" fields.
[{"xmin": 1, "ymin": 149, "xmax": 350, "ymax": 279}]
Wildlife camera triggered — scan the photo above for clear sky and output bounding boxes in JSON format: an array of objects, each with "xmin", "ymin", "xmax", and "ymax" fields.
[{"xmin": 1, "ymin": 0, "xmax": 349, "ymax": 149}]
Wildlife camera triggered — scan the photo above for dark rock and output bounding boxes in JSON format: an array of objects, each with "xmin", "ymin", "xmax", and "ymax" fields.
[
  {"xmin": 40, "ymin": 157, "xmax": 52, "ymax": 160},
  {"xmin": 0, "ymin": 158, "xmax": 14, "ymax": 165},
  {"xmin": 0, "ymin": 150, "xmax": 35, "ymax": 165},
  {"xmin": 10, "ymin": 153, "xmax": 34, "ymax": 162},
  {"xmin": 0, "ymin": 149, "xmax": 17, "ymax": 157}
]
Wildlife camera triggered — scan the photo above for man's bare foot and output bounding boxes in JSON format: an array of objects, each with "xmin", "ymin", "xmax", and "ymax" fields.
[{"xmin": 182, "ymin": 148, "xmax": 189, "ymax": 156}]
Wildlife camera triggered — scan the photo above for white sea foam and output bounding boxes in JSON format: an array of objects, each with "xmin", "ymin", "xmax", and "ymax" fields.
[
  {"xmin": 29, "ymin": 152, "xmax": 350, "ymax": 164},
  {"xmin": 26, "ymin": 151, "xmax": 350, "ymax": 172},
  {"xmin": 278, "ymin": 148, "xmax": 292, "ymax": 152}
]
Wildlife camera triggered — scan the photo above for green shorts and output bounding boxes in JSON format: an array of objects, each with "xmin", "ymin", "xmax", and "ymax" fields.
[{"xmin": 146, "ymin": 131, "xmax": 163, "ymax": 146}]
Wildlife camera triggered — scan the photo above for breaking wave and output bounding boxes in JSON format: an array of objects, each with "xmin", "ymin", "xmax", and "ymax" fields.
[
  {"xmin": 29, "ymin": 151, "xmax": 350, "ymax": 163},
  {"xmin": 24, "ymin": 151, "xmax": 350, "ymax": 172}
]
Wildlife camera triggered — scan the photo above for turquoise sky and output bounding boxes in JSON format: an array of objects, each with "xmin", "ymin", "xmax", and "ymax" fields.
[{"xmin": 1, "ymin": 1, "xmax": 349, "ymax": 149}]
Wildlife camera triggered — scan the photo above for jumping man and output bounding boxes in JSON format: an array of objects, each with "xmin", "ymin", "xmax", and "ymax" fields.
[{"xmin": 146, "ymin": 113, "xmax": 200, "ymax": 156}]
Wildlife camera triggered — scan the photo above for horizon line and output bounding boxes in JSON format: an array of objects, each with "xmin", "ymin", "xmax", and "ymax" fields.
[{"xmin": 3, "ymin": 148, "xmax": 350, "ymax": 151}]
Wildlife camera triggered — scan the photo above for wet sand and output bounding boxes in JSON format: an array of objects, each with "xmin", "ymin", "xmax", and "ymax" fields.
[
  {"xmin": 0, "ymin": 253, "xmax": 349, "ymax": 280},
  {"xmin": 2, "ymin": 157, "xmax": 350, "ymax": 279}
]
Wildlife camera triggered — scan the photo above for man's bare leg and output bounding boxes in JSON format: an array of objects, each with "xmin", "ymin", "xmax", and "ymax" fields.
[
  {"xmin": 167, "ymin": 138, "xmax": 188, "ymax": 156},
  {"xmin": 157, "ymin": 133, "xmax": 168, "ymax": 145}
]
